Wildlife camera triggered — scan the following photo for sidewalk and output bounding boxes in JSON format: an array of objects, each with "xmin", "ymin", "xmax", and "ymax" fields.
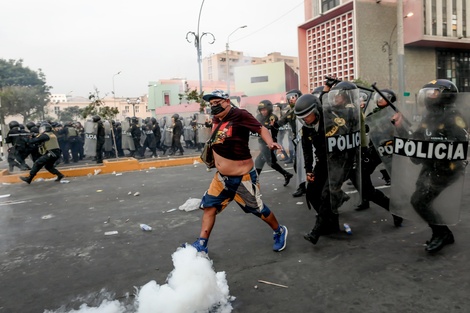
[{"xmin": 0, "ymin": 150, "xmax": 203, "ymax": 184}]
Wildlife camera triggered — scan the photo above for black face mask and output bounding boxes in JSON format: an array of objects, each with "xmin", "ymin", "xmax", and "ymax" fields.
[{"xmin": 211, "ymin": 104, "xmax": 225, "ymax": 115}]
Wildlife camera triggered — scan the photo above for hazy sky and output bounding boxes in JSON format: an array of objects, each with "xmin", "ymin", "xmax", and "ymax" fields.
[{"xmin": 1, "ymin": 0, "xmax": 304, "ymax": 98}]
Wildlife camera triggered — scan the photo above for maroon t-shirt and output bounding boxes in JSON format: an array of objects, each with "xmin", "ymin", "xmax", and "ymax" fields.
[{"xmin": 211, "ymin": 107, "xmax": 262, "ymax": 161}]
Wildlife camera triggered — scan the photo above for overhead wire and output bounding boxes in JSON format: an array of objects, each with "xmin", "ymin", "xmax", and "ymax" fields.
[{"xmin": 231, "ymin": 1, "xmax": 304, "ymax": 44}]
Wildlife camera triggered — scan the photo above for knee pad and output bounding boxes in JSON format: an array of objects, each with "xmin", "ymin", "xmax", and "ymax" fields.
[{"xmin": 260, "ymin": 205, "xmax": 271, "ymax": 218}]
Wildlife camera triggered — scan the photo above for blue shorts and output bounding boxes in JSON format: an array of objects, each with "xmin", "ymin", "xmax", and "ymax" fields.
[{"xmin": 200, "ymin": 168, "xmax": 270, "ymax": 216}]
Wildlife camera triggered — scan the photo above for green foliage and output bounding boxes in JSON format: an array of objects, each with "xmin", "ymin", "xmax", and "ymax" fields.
[
  {"xmin": 352, "ymin": 77, "xmax": 372, "ymax": 89},
  {"xmin": 81, "ymin": 88, "xmax": 119, "ymax": 120},
  {"xmin": 184, "ymin": 88, "xmax": 206, "ymax": 112},
  {"xmin": 0, "ymin": 59, "xmax": 50, "ymax": 124},
  {"xmin": 59, "ymin": 106, "xmax": 83, "ymax": 122}
]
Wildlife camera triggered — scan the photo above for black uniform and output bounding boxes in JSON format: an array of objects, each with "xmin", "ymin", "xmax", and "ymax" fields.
[
  {"xmin": 96, "ymin": 121, "xmax": 105, "ymax": 163},
  {"xmin": 255, "ymin": 112, "xmax": 293, "ymax": 186},
  {"xmin": 20, "ymin": 131, "xmax": 64, "ymax": 184},
  {"xmin": 170, "ymin": 118, "xmax": 184, "ymax": 155}
]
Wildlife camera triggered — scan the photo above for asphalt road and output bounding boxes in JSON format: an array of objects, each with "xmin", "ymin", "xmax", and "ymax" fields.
[{"xmin": 1, "ymin": 162, "xmax": 469, "ymax": 312}]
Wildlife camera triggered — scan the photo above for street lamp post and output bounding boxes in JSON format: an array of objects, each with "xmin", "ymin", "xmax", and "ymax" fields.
[
  {"xmin": 381, "ymin": 11, "xmax": 413, "ymax": 91},
  {"xmin": 397, "ymin": 0, "xmax": 405, "ymax": 108},
  {"xmin": 126, "ymin": 97, "xmax": 140, "ymax": 117},
  {"xmin": 186, "ymin": 0, "xmax": 215, "ymax": 97},
  {"xmin": 226, "ymin": 25, "xmax": 247, "ymax": 95},
  {"xmin": 112, "ymin": 71, "xmax": 121, "ymax": 107}
]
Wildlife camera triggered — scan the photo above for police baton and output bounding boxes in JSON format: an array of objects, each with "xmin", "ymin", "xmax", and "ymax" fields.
[{"xmin": 371, "ymin": 82, "xmax": 412, "ymax": 127}]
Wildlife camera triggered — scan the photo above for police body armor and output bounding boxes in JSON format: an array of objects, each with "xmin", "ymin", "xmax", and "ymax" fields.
[
  {"xmin": 83, "ymin": 120, "xmax": 98, "ymax": 157},
  {"xmin": 40, "ymin": 132, "xmax": 60, "ymax": 155},
  {"xmin": 365, "ymin": 105, "xmax": 396, "ymax": 175},
  {"xmin": 121, "ymin": 119, "xmax": 135, "ymax": 151},
  {"xmin": 103, "ymin": 120, "xmax": 113, "ymax": 152},
  {"xmin": 389, "ymin": 102, "xmax": 468, "ymax": 225},
  {"xmin": 323, "ymin": 88, "xmax": 362, "ymax": 213}
]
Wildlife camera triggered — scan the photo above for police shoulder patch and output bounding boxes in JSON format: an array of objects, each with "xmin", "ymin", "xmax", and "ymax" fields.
[{"xmin": 455, "ymin": 116, "xmax": 466, "ymax": 129}]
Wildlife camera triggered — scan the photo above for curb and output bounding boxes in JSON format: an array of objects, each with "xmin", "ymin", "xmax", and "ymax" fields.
[{"xmin": 0, "ymin": 156, "xmax": 202, "ymax": 184}]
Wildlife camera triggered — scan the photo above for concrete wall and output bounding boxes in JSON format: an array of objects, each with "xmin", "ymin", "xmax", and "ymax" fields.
[{"xmin": 234, "ymin": 62, "xmax": 287, "ymax": 97}]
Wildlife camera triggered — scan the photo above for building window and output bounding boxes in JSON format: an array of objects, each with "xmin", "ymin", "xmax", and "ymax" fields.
[
  {"xmin": 125, "ymin": 105, "xmax": 129, "ymax": 112},
  {"xmin": 251, "ymin": 76, "xmax": 269, "ymax": 83},
  {"xmin": 437, "ymin": 49, "xmax": 470, "ymax": 92},
  {"xmin": 322, "ymin": 0, "xmax": 339, "ymax": 13},
  {"xmin": 164, "ymin": 92, "xmax": 170, "ymax": 106},
  {"xmin": 54, "ymin": 106, "xmax": 60, "ymax": 115},
  {"xmin": 135, "ymin": 106, "xmax": 140, "ymax": 113}
]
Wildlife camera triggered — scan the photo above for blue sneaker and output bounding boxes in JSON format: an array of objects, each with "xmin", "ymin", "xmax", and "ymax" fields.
[
  {"xmin": 273, "ymin": 225, "xmax": 288, "ymax": 252},
  {"xmin": 190, "ymin": 238, "xmax": 208, "ymax": 254}
]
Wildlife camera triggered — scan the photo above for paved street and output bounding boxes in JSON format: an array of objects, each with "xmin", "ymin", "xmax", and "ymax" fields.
[{"xmin": 1, "ymin": 161, "xmax": 469, "ymax": 312}]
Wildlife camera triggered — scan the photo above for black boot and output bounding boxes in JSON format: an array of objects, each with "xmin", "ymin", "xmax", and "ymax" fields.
[
  {"xmin": 380, "ymin": 169, "xmax": 391, "ymax": 185},
  {"xmin": 292, "ymin": 182, "xmax": 306, "ymax": 197},
  {"xmin": 20, "ymin": 176, "xmax": 33, "ymax": 184},
  {"xmin": 392, "ymin": 214, "xmax": 403, "ymax": 227},
  {"xmin": 283, "ymin": 172, "xmax": 294, "ymax": 186},
  {"xmin": 425, "ymin": 225, "xmax": 454, "ymax": 253},
  {"xmin": 355, "ymin": 199, "xmax": 370, "ymax": 211},
  {"xmin": 55, "ymin": 173, "xmax": 65, "ymax": 182}
]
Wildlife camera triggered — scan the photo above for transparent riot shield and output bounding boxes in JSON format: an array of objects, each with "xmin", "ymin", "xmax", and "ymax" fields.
[
  {"xmin": 83, "ymin": 120, "xmax": 97, "ymax": 157},
  {"xmin": 196, "ymin": 114, "xmax": 211, "ymax": 143},
  {"xmin": 364, "ymin": 105, "xmax": 396, "ymax": 175},
  {"xmin": 323, "ymin": 88, "xmax": 362, "ymax": 213},
  {"xmin": 389, "ymin": 101, "xmax": 468, "ymax": 225},
  {"xmin": 121, "ymin": 119, "xmax": 135, "ymax": 151}
]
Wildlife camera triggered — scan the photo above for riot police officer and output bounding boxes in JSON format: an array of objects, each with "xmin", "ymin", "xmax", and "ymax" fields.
[
  {"xmin": 169, "ymin": 113, "xmax": 184, "ymax": 156},
  {"xmin": 392, "ymin": 79, "xmax": 467, "ymax": 253},
  {"xmin": 5, "ymin": 120, "xmax": 31, "ymax": 171},
  {"xmin": 93, "ymin": 115, "xmax": 105, "ymax": 163},
  {"xmin": 274, "ymin": 89, "xmax": 305, "ymax": 197},
  {"xmin": 255, "ymin": 100, "xmax": 294, "ymax": 186},
  {"xmin": 20, "ymin": 123, "xmax": 64, "ymax": 184}
]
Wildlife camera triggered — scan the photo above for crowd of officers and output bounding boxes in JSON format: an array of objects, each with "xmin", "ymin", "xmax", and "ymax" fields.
[
  {"xmin": 5, "ymin": 77, "xmax": 465, "ymax": 254},
  {"xmin": 4, "ymin": 112, "xmax": 214, "ymax": 170},
  {"xmin": 253, "ymin": 77, "xmax": 466, "ymax": 254}
]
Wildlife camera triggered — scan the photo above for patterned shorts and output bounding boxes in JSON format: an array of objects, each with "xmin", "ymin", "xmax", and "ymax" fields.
[{"xmin": 200, "ymin": 168, "xmax": 267, "ymax": 215}]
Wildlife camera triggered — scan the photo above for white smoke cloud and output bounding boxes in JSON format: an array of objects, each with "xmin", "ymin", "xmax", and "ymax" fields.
[{"xmin": 44, "ymin": 247, "xmax": 234, "ymax": 313}]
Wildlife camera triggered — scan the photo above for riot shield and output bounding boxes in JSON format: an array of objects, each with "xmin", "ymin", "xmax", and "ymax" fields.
[
  {"xmin": 83, "ymin": 120, "xmax": 97, "ymax": 157},
  {"xmin": 163, "ymin": 125, "xmax": 173, "ymax": 147},
  {"xmin": 196, "ymin": 114, "xmax": 211, "ymax": 143},
  {"xmin": 364, "ymin": 105, "xmax": 396, "ymax": 175},
  {"xmin": 103, "ymin": 120, "xmax": 113, "ymax": 152},
  {"xmin": 389, "ymin": 98, "xmax": 468, "ymax": 225},
  {"xmin": 323, "ymin": 88, "xmax": 362, "ymax": 213},
  {"xmin": 121, "ymin": 119, "xmax": 135, "ymax": 151}
]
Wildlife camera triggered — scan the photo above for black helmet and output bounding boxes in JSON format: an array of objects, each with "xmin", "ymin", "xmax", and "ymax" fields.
[
  {"xmin": 294, "ymin": 94, "xmax": 321, "ymax": 128},
  {"xmin": 258, "ymin": 100, "xmax": 274, "ymax": 115},
  {"xmin": 172, "ymin": 113, "xmax": 179, "ymax": 120},
  {"xmin": 131, "ymin": 117, "xmax": 139, "ymax": 124},
  {"xmin": 373, "ymin": 89, "xmax": 396, "ymax": 107},
  {"xmin": 8, "ymin": 121, "xmax": 19, "ymax": 129},
  {"xmin": 150, "ymin": 117, "xmax": 157, "ymax": 124},
  {"xmin": 418, "ymin": 79, "xmax": 458, "ymax": 112},
  {"xmin": 40, "ymin": 123, "xmax": 52, "ymax": 133},
  {"xmin": 286, "ymin": 89, "xmax": 302, "ymax": 107},
  {"xmin": 312, "ymin": 86, "xmax": 324, "ymax": 98},
  {"xmin": 328, "ymin": 81, "xmax": 358, "ymax": 106},
  {"xmin": 26, "ymin": 121, "xmax": 36, "ymax": 131},
  {"xmin": 92, "ymin": 115, "xmax": 101, "ymax": 122},
  {"xmin": 30, "ymin": 126, "xmax": 39, "ymax": 134}
]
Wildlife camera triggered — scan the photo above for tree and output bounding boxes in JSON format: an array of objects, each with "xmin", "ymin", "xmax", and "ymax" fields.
[
  {"xmin": 183, "ymin": 88, "xmax": 206, "ymax": 112},
  {"xmin": 81, "ymin": 87, "xmax": 119, "ymax": 121},
  {"xmin": 59, "ymin": 106, "xmax": 83, "ymax": 122},
  {"xmin": 0, "ymin": 59, "xmax": 50, "ymax": 124}
]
